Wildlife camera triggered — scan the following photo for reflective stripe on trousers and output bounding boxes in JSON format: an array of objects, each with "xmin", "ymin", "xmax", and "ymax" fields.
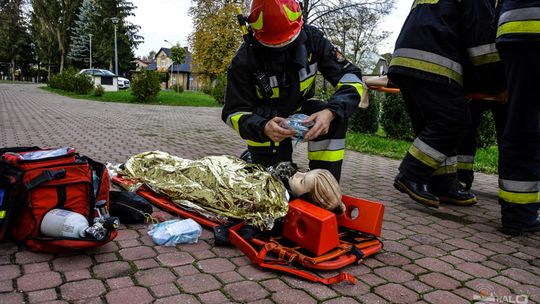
[
  {"xmin": 499, "ymin": 179, "xmax": 540, "ymax": 204},
  {"xmin": 457, "ymin": 154, "xmax": 475, "ymax": 171},
  {"xmin": 498, "ymin": 7, "xmax": 540, "ymax": 37},
  {"xmin": 408, "ymin": 138, "xmax": 447, "ymax": 169},
  {"xmin": 432, "ymin": 156, "xmax": 457, "ymax": 176},
  {"xmin": 467, "ymin": 43, "xmax": 500, "ymax": 66},
  {"xmin": 308, "ymin": 138, "xmax": 345, "ymax": 162}
]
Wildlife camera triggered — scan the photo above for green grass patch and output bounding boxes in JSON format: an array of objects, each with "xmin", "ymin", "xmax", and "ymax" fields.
[
  {"xmin": 41, "ymin": 86, "xmax": 220, "ymax": 107},
  {"xmin": 346, "ymin": 131, "xmax": 498, "ymax": 174}
]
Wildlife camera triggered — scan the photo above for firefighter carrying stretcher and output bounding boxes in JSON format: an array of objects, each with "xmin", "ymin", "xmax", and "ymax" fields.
[{"xmin": 222, "ymin": 0, "xmax": 364, "ymax": 182}]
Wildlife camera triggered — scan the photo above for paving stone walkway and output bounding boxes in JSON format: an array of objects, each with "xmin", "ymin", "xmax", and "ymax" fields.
[{"xmin": 0, "ymin": 83, "xmax": 539, "ymax": 304}]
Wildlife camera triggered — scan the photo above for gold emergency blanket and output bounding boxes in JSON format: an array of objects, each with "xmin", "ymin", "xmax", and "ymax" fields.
[{"xmin": 121, "ymin": 151, "xmax": 289, "ymax": 230}]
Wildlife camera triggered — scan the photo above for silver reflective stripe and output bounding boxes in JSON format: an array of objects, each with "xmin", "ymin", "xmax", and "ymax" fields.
[
  {"xmin": 413, "ymin": 138, "xmax": 447, "ymax": 163},
  {"xmin": 499, "ymin": 179, "xmax": 540, "ymax": 192},
  {"xmin": 467, "ymin": 43, "xmax": 497, "ymax": 57},
  {"xmin": 499, "ymin": 7, "xmax": 540, "ymax": 26},
  {"xmin": 269, "ymin": 76, "xmax": 278, "ymax": 88},
  {"xmin": 299, "ymin": 62, "xmax": 318, "ymax": 81},
  {"xmin": 338, "ymin": 73, "xmax": 362, "ymax": 84},
  {"xmin": 443, "ymin": 156, "xmax": 457, "ymax": 166},
  {"xmin": 458, "ymin": 155, "xmax": 475, "ymax": 163},
  {"xmin": 393, "ymin": 48, "xmax": 463, "ymax": 75},
  {"xmin": 225, "ymin": 111, "xmax": 251, "ymax": 128},
  {"xmin": 308, "ymin": 139, "xmax": 346, "ymax": 152}
]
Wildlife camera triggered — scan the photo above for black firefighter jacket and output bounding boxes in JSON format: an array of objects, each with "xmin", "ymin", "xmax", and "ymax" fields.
[
  {"xmin": 222, "ymin": 25, "xmax": 363, "ymax": 143},
  {"xmin": 388, "ymin": 0, "xmax": 505, "ymax": 94}
]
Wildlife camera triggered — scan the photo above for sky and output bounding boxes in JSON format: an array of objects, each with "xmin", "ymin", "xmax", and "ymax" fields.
[{"xmin": 130, "ymin": 0, "xmax": 410, "ymax": 58}]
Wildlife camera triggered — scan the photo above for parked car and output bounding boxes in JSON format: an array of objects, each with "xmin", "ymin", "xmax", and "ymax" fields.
[{"xmin": 79, "ymin": 69, "xmax": 130, "ymax": 89}]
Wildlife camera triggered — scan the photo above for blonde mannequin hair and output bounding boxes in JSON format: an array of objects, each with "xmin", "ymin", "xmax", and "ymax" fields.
[{"xmin": 308, "ymin": 169, "xmax": 345, "ymax": 215}]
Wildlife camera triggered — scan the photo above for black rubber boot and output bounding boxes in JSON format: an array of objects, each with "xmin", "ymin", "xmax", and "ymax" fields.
[
  {"xmin": 394, "ymin": 175, "xmax": 440, "ymax": 208},
  {"xmin": 436, "ymin": 189, "xmax": 478, "ymax": 206}
]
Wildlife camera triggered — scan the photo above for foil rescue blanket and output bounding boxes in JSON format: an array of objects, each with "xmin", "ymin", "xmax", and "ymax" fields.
[{"xmin": 119, "ymin": 151, "xmax": 289, "ymax": 230}]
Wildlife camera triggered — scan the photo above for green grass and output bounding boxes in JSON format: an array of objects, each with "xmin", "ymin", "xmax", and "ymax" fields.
[
  {"xmin": 41, "ymin": 86, "xmax": 220, "ymax": 107},
  {"xmin": 346, "ymin": 131, "xmax": 498, "ymax": 174}
]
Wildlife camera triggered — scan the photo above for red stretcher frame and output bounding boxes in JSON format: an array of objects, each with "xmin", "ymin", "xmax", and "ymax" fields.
[{"xmin": 112, "ymin": 175, "xmax": 385, "ymax": 285}]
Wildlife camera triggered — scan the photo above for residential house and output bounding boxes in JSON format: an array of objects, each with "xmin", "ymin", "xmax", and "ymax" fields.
[{"xmin": 146, "ymin": 47, "xmax": 201, "ymax": 90}]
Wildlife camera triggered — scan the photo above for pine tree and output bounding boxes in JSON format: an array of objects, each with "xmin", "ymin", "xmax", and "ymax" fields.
[
  {"xmin": 91, "ymin": 0, "xmax": 142, "ymax": 74},
  {"xmin": 67, "ymin": 0, "xmax": 96, "ymax": 67}
]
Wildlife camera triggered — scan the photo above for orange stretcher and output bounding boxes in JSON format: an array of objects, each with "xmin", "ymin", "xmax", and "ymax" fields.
[{"xmin": 112, "ymin": 175, "xmax": 384, "ymax": 285}]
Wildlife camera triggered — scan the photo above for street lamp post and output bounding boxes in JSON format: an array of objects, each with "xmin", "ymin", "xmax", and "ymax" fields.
[
  {"xmin": 111, "ymin": 17, "xmax": 119, "ymax": 75},
  {"xmin": 88, "ymin": 34, "xmax": 93, "ymax": 69}
]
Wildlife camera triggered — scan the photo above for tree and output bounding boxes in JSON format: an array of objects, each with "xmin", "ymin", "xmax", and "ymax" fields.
[
  {"xmin": 29, "ymin": 8, "xmax": 58, "ymax": 80},
  {"xmin": 31, "ymin": 0, "xmax": 82, "ymax": 73},
  {"xmin": 0, "ymin": 0, "xmax": 33, "ymax": 79},
  {"xmin": 188, "ymin": 0, "xmax": 247, "ymax": 82},
  {"xmin": 170, "ymin": 45, "xmax": 186, "ymax": 93},
  {"xmin": 67, "ymin": 0, "xmax": 96, "ymax": 67},
  {"xmin": 307, "ymin": 0, "xmax": 394, "ymax": 70},
  {"xmin": 91, "ymin": 0, "xmax": 143, "ymax": 74}
]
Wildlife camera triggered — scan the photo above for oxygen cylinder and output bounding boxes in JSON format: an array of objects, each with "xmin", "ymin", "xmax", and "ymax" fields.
[{"xmin": 41, "ymin": 209, "xmax": 90, "ymax": 239}]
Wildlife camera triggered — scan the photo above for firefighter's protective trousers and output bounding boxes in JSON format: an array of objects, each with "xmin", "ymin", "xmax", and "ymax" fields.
[
  {"xmin": 391, "ymin": 74, "xmax": 470, "ymax": 193},
  {"xmin": 496, "ymin": 2, "xmax": 540, "ymax": 227}
]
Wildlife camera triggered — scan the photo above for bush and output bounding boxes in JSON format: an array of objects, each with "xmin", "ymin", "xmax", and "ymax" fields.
[
  {"xmin": 380, "ymin": 93, "xmax": 415, "ymax": 140},
  {"xmin": 349, "ymin": 91, "xmax": 380, "ymax": 133},
  {"xmin": 171, "ymin": 84, "xmax": 184, "ymax": 93},
  {"xmin": 131, "ymin": 71, "xmax": 161, "ymax": 102},
  {"xmin": 48, "ymin": 69, "xmax": 93, "ymax": 94},
  {"xmin": 94, "ymin": 85, "xmax": 105, "ymax": 97},
  {"xmin": 211, "ymin": 74, "xmax": 227, "ymax": 104},
  {"xmin": 476, "ymin": 110, "xmax": 497, "ymax": 148}
]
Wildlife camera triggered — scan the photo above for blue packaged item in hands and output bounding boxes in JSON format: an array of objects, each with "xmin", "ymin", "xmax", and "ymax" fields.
[
  {"xmin": 280, "ymin": 114, "xmax": 315, "ymax": 144},
  {"xmin": 148, "ymin": 218, "xmax": 202, "ymax": 246}
]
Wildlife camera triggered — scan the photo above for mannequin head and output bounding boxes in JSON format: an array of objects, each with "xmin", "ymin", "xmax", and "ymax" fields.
[{"xmin": 289, "ymin": 169, "xmax": 345, "ymax": 215}]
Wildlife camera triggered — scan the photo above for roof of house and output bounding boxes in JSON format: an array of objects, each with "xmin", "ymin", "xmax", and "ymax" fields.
[{"xmin": 145, "ymin": 47, "xmax": 192, "ymax": 73}]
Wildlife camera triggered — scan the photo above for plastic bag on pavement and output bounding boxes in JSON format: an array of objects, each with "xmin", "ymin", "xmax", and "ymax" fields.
[{"xmin": 147, "ymin": 218, "xmax": 202, "ymax": 246}]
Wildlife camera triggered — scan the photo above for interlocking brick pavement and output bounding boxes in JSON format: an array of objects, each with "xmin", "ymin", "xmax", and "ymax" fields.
[{"xmin": 1, "ymin": 83, "xmax": 539, "ymax": 303}]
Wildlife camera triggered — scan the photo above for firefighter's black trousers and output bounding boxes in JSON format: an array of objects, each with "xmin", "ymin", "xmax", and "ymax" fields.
[
  {"xmin": 497, "ymin": 42, "xmax": 540, "ymax": 228},
  {"xmin": 457, "ymin": 101, "xmax": 507, "ymax": 188},
  {"xmin": 392, "ymin": 74, "xmax": 471, "ymax": 193},
  {"xmin": 249, "ymin": 100, "xmax": 347, "ymax": 182}
]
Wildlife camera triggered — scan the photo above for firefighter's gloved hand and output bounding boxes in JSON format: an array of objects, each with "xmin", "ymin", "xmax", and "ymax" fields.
[
  {"xmin": 303, "ymin": 109, "xmax": 336, "ymax": 142},
  {"xmin": 264, "ymin": 117, "xmax": 297, "ymax": 142}
]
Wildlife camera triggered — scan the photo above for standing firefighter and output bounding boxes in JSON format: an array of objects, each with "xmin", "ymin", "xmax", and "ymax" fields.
[
  {"xmin": 388, "ymin": 0, "xmax": 477, "ymax": 208},
  {"xmin": 496, "ymin": 0, "xmax": 540, "ymax": 235},
  {"xmin": 222, "ymin": 0, "xmax": 363, "ymax": 182}
]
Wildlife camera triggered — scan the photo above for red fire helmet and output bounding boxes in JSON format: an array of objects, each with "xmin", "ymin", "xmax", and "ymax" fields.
[{"xmin": 248, "ymin": 0, "xmax": 304, "ymax": 47}]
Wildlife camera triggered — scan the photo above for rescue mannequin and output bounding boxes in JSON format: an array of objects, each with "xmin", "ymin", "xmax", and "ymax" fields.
[
  {"xmin": 288, "ymin": 169, "xmax": 345, "ymax": 215},
  {"xmin": 266, "ymin": 162, "xmax": 345, "ymax": 215}
]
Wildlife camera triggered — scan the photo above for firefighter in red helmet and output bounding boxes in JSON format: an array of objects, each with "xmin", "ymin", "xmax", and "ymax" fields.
[{"xmin": 222, "ymin": 0, "xmax": 364, "ymax": 182}]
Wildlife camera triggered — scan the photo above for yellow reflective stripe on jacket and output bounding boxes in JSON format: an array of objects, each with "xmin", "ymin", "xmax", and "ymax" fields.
[
  {"xmin": 337, "ymin": 73, "xmax": 364, "ymax": 99},
  {"xmin": 299, "ymin": 63, "xmax": 318, "ymax": 95},
  {"xmin": 411, "ymin": 0, "xmax": 439, "ymax": 10},
  {"xmin": 499, "ymin": 189, "xmax": 540, "ymax": 204},
  {"xmin": 408, "ymin": 139, "xmax": 446, "ymax": 169},
  {"xmin": 226, "ymin": 112, "xmax": 251, "ymax": 134},
  {"xmin": 0, "ymin": 210, "xmax": 5, "ymax": 219},
  {"xmin": 247, "ymin": 140, "xmax": 279, "ymax": 147},
  {"xmin": 390, "ymin": 48, "xmax": 463, "ymax": 85},
  {"xmin": 300, "ymin": 75, "xmax": 316, "ymax": 95},
  {"xmin": 308, "ymin": 150, "xmax": 345, "ymax": 162},
  {"xmin": 467, "ymin": 44, "xmax": 500, "ymax": 66}
]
